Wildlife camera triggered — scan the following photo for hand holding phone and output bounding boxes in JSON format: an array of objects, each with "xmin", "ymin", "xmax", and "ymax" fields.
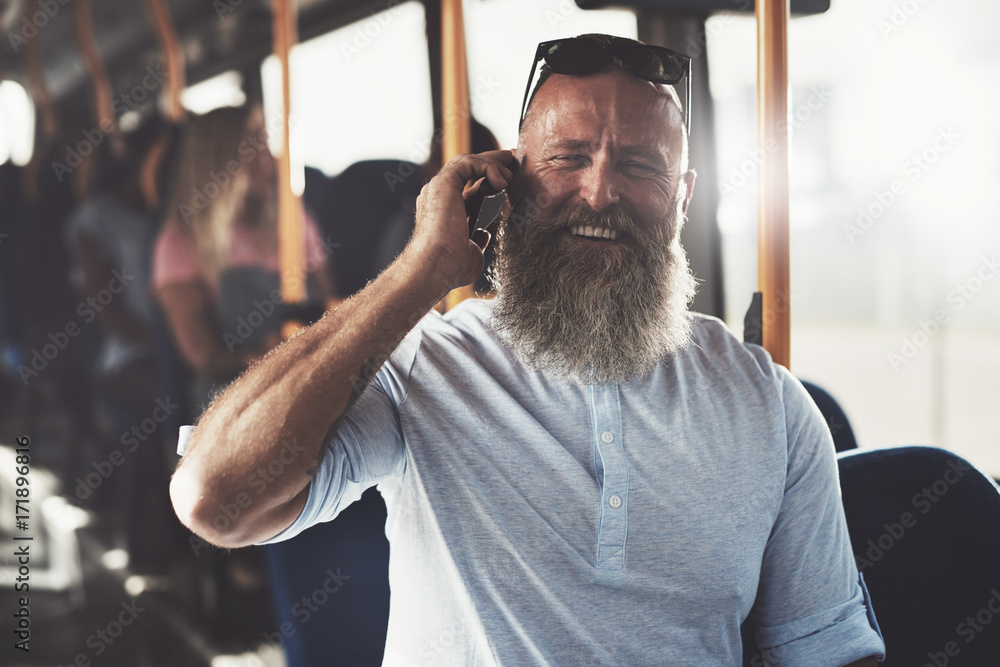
[{"xmin": 466, "ymin": 158, "xmax": 519, "ymax": 238}]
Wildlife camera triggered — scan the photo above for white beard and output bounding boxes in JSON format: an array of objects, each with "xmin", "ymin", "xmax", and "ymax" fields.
[{"xmin": 488, "ymin": 192, "xmax": 697, "ymax": 384}]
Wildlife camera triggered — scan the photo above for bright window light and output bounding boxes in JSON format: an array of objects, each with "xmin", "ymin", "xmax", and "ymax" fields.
[
  {"xmin": 464, "ymin": 0, "xmax": 637, "ymax": 151},
  {"xmin": 261, "ymin": 0, "xmax": 636, "ymax": 178},
  {"xmin": 263, "ymin": 1, "xmax": 433, "ymax": 178},
  {"xmin": 708, "ymin": 0, "xmax": 1000, "ymax": 476},
  {"xmin": 0, "ymin": 80, "xmax": 35, "ymax": 166},
  {"xmin": 181, "ymin": 70, "xmax": 247, "ymax": 115}
]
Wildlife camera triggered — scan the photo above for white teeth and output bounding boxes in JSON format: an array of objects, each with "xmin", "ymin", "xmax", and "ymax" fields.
[{"xmin": 569, "ymin": 225, "xmax": 619, "ymax": 240}]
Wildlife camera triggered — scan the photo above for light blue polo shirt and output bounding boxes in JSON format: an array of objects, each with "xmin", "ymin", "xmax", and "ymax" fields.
[{"xmin": 250, "ymin": 298, "xmax": 885, "ymax": 665}]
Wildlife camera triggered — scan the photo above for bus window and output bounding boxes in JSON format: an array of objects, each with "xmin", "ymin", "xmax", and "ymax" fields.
[
  {"xmin": 263, "ymin": 1, "xmax": 433, "ymax": 178},
  {"xmin": 708, "ymin": 0, "xmax": 1000, "ymax": 478},
  {"xmin": 181, "ymin": 70, "xmax": 247, "ymax": 114},
  {"xmin": 0, "ymin": 80, "xmax": 35, "ymax": 166},
  {"xmin": 463, "ymin": 0, "xmax": 637, "ymax": 150}
]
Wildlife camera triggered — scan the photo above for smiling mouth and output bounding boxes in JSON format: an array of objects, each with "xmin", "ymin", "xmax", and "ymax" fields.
[{"xmin": 568, "ymin": 225, "xmax": 620, "ymax": 241}]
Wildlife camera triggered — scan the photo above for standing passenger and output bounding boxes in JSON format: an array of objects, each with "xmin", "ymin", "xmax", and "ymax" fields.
[{"xmin": 153, "ymin": 105, "xmax": 334, "ymax": 408}]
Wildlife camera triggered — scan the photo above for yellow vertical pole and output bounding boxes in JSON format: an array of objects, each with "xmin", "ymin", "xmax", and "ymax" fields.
[
  {"xmin": 756, "ymin": 0, "xmax": 791, "ymax": 369},
  {"xmin": 441, "ymin": 0, "xmax": 475, "ymax": 310},
  {"xmin": 272, "ymin": 0, "xmax": 307, "ymax": 326},
  {"xmin": 24, "ymin": 1, "xmax": 57, "ymax": 143},
  {"xmin": 143, "ymin": 0, "xmax": 186, "ymax": 208},
  {"xmin": 73, "ymin": 0, "xmax": 115, "ymax": 198},
  {"xmin": 74, "ymin": 0, "xmax": 113, "ymax": 132},
  {"xmin": 146, "ymin": 0, "xmax": 186, "ymax": 123}
]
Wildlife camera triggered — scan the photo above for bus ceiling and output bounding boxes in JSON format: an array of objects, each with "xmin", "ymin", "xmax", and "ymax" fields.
[
  {"xmin": 0, "ymin": 0, "xmax": 395, "ymax": 107},
  {"xmin": 0, "ymin": 0, "xmax": 834, "ymax": 110}
]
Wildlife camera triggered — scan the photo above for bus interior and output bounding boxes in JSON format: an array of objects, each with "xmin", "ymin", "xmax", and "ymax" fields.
[{"xmin": 0, "ymin": 0, "xmax": 998, "ymax": 665}]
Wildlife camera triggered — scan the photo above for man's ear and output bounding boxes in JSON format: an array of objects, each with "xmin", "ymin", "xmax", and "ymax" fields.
[{"xmin": 680, "ymin": 169, "xmax": 696, "ymax": 215}]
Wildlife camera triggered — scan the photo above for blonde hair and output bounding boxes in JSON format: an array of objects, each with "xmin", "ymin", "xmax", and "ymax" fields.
[{"xmin": 168, "ymin": 105, "xmax": 271, "ymax": 286}]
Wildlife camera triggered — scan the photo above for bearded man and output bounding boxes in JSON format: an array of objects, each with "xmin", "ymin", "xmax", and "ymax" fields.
[{"xmin": 170, "ymin": 34, "xmax": 884, "ymax": 666}]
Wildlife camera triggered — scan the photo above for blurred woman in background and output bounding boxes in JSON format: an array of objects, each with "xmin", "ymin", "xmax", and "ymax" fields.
[{"xmin": 153, "ymin": 105, "xmax": 335, "ymax": 410}]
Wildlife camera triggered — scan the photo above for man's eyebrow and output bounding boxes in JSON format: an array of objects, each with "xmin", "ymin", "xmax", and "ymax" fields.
[
  {"xmin": 619, "ymin": 145, "xmax": 668, "ymax": 164},
  {"xmin": 549, "ymin": 141, "xmax": 668, "ymax": 162},
  {"xmin": 549, "ymin": 139, "xmax": 592, "ymax": 153}
]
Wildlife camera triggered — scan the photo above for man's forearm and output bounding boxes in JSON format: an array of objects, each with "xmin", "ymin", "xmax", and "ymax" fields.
[
  {"xmin": 169, "ymin": 150, "xmax": 514, "ymax": 548},
  {"xmin": 169, "ymin": 243, "xmax": 454, "ymax": 547}
]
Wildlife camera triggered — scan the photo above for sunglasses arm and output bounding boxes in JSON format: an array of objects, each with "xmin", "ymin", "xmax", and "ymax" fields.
[
  {"xmin": 518, "ymin": 45, "xmax": 545, "ymax": 130},
  {"xmin": 685, "ymin": 60, "xmax": 692, "ymax": 136}
]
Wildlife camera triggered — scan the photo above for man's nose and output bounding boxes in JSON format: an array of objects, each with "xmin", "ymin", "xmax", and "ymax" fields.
[{"xmin": 578, "ymin": 157, "xmax": 620, "ymax": 210}]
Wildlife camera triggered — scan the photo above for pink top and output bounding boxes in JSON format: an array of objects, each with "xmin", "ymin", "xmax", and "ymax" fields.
[{"xmin": 152, "ymin": 210, "xmax": 329, "ymax": 292}]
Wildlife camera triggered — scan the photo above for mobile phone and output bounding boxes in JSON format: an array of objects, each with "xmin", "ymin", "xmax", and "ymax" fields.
[{"xmin": 466, "ymin": 160, "xmax": 519, "ymax": 238}]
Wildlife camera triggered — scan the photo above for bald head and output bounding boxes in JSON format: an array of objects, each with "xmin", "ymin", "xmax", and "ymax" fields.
[{"xmin": 518, "ymin": 65, "xmax": 689, "ymax": 173}]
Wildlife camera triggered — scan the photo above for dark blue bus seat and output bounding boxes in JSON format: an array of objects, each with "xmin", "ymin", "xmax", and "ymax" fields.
[
  {"xmin": 800, "ymin": 379, "xmax": 859, "ymax": 453},
  {"xmin": 743, "ymin": 446, "xmax": 1000, "ymax": 665}
]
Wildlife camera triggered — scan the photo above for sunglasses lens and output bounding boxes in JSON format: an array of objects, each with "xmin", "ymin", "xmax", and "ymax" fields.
[
  {"xmin": 621, "ymin": 48, "xmax": 684, "ymax": 83},
  {"xmin": 544, "ymin": 40, "xmax": 610, "ymax": 75}
]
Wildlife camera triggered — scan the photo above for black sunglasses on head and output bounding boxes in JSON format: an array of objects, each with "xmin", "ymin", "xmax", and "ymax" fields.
[{"xmin": 518, "ymin": 35, "xmax": 692, "ymax": 135}]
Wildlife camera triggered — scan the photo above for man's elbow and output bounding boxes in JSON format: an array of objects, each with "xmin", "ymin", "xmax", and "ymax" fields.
[
  {"xmin": 169, "ymin": 461, "xmax": 306, "ymax": 549},
  {"xmin": 169, "ymin": 463, "xmax": 253, "ymax": 549}
]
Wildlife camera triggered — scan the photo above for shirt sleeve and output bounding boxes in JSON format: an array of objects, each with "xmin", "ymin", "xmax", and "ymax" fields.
[
  {"xmin": 252, "ymin": 319, "xmax": 427, "ymax": 545},
  {"xmin": 749, "ymin": 367, "xmax": 886, "ymax": 665},
  {"xmin": 253, "ymin": 373, "xmax": 406, "ymax": 545}
]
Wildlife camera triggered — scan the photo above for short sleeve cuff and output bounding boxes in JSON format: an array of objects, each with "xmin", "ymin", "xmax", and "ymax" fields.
[
  {"xmin": 756, "ymin": 573, "xmax": 886, "ymax": 665},
  {"xmin": 253, "ymin": 444, "xmax": 338, "ymax": 546}
]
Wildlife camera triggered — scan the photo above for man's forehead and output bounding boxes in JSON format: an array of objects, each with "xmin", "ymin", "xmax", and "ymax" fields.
[
  {"xmin": 547, "ymin": 137, "xmax": 672, "ymax": 163},
  {"xmin": 520, "ymin": 69, "xmax": 685, "ymax": 154}
]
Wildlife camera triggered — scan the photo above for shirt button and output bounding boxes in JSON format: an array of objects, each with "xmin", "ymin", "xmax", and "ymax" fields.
[
  {"xmin": 608, "ymin": 495, "xmax": 622, "ymax": 508},
  {"xmin": 601, "ymin": 431, "xmax": 614, "ymax": 443}
]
